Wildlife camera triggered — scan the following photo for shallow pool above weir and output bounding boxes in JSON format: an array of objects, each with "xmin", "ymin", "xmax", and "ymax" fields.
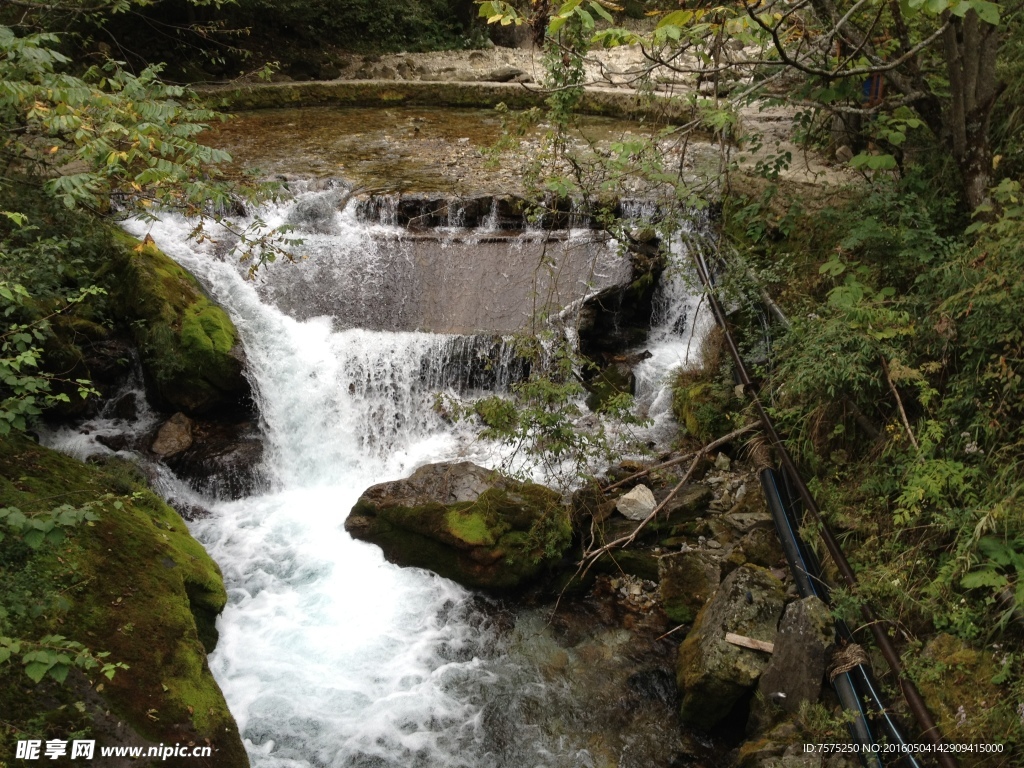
[{"xmin": 202, "ymin": 105, "xmax": 723, "ymax": 196}]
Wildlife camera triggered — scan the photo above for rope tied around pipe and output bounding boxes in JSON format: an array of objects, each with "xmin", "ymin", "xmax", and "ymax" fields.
[{"xmin": 828, "ymin": 643, "xmax": 871, "ymax": 682}]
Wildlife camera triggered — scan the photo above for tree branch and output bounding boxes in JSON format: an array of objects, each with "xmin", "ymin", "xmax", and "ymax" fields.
[{"xmin": 582, "ymin": 422, "xmax": 760, "ymax": 570}]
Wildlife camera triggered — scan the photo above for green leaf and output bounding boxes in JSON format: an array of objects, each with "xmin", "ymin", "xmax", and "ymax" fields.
[
  {"xmin": 49, "ymin": 663, "xmax": 69, "ymax": 684},
  {"xmin": 961, "ymin": 570, "xmax": 1008, "ymax": 589},
  {"xmin": 25, "ymin": 660, "xmax": 52, "ymax": 683},
  {"xmin": 658, "ymin": 9, "xmax": 693, "ymax": 27},
  {"xmin": 970, "ymin": 0, "xmax": 1000, "ymax": 24},
  {"xmin": 819, "ymin": 258, "xmax": 847, "ymax": 277},
  {"xmin": 589, "ymin": 1, "xmax": 614, "ymax": 23},
  {"xmin": 575, "ymin": 6, "xmax": 595, "ymax": 27}
]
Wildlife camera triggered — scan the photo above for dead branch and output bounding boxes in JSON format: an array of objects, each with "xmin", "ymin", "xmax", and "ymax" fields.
[
  {"xmin": 602, "ymin": 421, "xmax": 760, "ymax": 492},
  {"xmin": 880, "ymin": 357, "xmax": 919, "ymax": 451},
  {"xmin": 582, "ymin": 422, "xmax": 761, "ymax": 571}
]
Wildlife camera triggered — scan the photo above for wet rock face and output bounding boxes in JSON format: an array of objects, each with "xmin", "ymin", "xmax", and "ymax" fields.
[
  {"xmin": 163, "ymin": 420, "xmax": 265, "ymax": 500},
  {"xmin": 676, "ymin": 564, "xmax": 785, "ymax": 730},
  {"xmin": 345, "ymin": 462, "xmax": 572, "ymax": 592},
  {"xmin": 113, "ymin": 236, "xmax": 253, "ymax": 418},
  {"xmin": 151, "ymin": 412, "xmax": 194, "ymax": 457},
  {"xmin": 659, "ymin": 550, "xmax": 721, "ymax": 625},
  {"xmin": 752, "ymin": 597, "xmax": 834, "ymax": 728}
]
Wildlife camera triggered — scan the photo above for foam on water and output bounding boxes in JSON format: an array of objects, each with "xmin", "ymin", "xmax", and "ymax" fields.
[
  {"xmin": 62, "ymin": 189, "xmax": 716, "ymax": 767},
  {"xmin": 118, "ymin": 206, "xmax": 522, "ymax": 767},
  {"xmin": 630, "ymin": 223, "xmax": 716, "ymax": 443}
]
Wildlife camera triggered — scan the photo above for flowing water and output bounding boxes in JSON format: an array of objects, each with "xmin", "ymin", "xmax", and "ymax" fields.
[{"xmin": 46, "ymin": 187, "xmax": 713, "ymax": 767}]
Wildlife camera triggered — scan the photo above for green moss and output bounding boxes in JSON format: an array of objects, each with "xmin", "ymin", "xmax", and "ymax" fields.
[
  {"xmin": 349, "ymin": 472, "xmax": 572, "ymax": 592},
  {"xmin": 181, "ymin": 303, "xmax": 236, "ymax": 358},
  {"xmin": 914, "ymin": 634, "xmax": 1021, "ymax": 749},
  {"xmin": 445, "ymin": 507, "xmax": 497, "ymax": 546},
  {"xmin": 672, "ymin": 379, "xmax": 735, "ymax": 442},
  {"xmin": 0, "ymin": 435, "xmax": 246, "ymax": 767},
  {"xmin": 110, "ymin": 235, "xmax": 249, "ymax": 416}
]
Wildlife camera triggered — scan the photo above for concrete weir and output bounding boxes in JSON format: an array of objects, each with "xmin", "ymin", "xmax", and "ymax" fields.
[
  {"xmin": 259, "ymin": 217, "xmax": 631, "ymax": 334},
  {"xmin": 243, "ymin": 187, "xmax": 655, "ymax": 336}
]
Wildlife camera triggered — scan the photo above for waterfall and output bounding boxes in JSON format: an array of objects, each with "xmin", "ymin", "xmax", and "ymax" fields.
[
  {"xmin": 631, "ymin": 219, "xmax": 716, "ymax": 442},
  {"xmin": 43, "ymin": 185, "xmax": 714, "ymax": 767}
]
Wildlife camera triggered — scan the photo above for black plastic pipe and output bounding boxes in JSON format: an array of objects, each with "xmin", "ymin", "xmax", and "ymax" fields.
[
  {"xmin": 691, "ymin": 249, "xmax": 957, "ymax": 768},
  {"xmin": 762, "ymin": 469, "xmax": 924, "ymax": 768},
  {"xmin": 761, "ymin": 469, "xmax": 883, "ymax": 767}
]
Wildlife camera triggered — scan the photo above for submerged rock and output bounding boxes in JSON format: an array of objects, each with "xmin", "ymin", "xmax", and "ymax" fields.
[
  {"xmin": 345, "ymin": 461, "xmax": 571, "ymax": 591},
  {"xmin": 676, "ymin": 564, "xmax": 785, "ymax": 730}
]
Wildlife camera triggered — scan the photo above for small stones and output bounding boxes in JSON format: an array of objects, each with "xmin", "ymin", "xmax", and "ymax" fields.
[{"xmin": 606, "ymin": 574, "xmax": 659, "ymax": 613}]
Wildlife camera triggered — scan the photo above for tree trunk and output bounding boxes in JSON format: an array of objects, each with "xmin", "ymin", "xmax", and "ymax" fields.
[{"xmin": 943, "ymin": 11, "xmax": 1001, "ymax": 211}]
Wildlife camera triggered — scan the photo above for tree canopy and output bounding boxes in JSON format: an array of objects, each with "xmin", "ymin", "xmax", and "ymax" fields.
[{"xmin": 481, "ymin": 0, "xmax": 1012, "ymax": 211}]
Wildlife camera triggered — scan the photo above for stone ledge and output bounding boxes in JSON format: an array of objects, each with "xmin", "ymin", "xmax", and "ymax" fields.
[{"xmin": 197, "ymin": 79, "xmax": 705, "ymax": 127}]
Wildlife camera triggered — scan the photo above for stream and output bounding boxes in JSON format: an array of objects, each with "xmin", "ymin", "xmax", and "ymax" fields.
[{"xmin": 46, "ymin": 178, "xmax": 713, "ymax": 767}]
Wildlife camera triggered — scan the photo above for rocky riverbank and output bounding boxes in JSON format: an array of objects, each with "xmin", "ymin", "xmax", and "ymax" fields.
[{"xmin": 343, "ymin": 441, "xmax": 866, "ymax": 766}]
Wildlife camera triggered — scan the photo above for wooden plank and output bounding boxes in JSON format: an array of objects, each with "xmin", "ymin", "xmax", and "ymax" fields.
[{"xmin": 725, "ymin": 632, "xmax": 774, "ymax": 653}]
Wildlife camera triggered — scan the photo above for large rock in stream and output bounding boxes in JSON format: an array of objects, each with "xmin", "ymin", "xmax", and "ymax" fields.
[
  {"xmin": 345, "ymin": 462, "xmax": 572, "ymax": 591},
  {"xmin": 112, "ymin": 234, "xmax": 252, "ymax": 418},
  {"xmin": 0, "ymin": 435, "xmax": 246, "ymax": 768},
  {"xmin": 676, "ymin": 564, "xmax": 785, "ymax": 730}
]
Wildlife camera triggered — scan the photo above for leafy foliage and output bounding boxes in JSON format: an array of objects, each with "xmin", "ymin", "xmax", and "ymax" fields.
[
  {"xmin": 0, "ymin": 495, "xmax": 127, "ymax": 687},
  {"xmin": 0, "ymin": 274, "xmax": 103, "ymax": 435},
  {"xmin": 441, "ymin": 332, "xmax": 646, "ymax": 488},
  {"xmin": 0, "ymin": 635, "xmax": 125, "ymax": 685},
  {"xmin": 0, "ymin": 2, "xmax": 278, "ymax": 699},
  {"xmin": 725, "ymin": 173, "xmax": 1023, "ymax": 702}
]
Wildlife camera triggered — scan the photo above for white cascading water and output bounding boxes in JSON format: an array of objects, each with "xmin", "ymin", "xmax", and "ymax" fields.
[
  {"xmin": 122, "ymin": 204, "xmax": 522, "ymax": 768},
  {"xmin": 630, "ymin": 216, "xmax": 717, "ymax": 444},
  {"xmin": 47, "ymin": 187, "xmax": 712, "ymax": 767}
]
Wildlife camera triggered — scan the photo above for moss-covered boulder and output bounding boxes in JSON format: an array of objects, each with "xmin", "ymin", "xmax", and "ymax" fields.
[
  {"xmin": 915, "ymin": 634, "xmax": 1019, "ymax": 746},
  {"xmin": 0, "ymin": 435, "xmax": 247, "ymax": 768},
  {"xmin": 670, "ymin": 326, "xmax": 743, "ymax": 442},
  {"xmin": 112, "ymin": 234, "xmax": 251, "ymax": 417},
  {"xmin": 659, "ymin": 550, "xmax": 721, "ymax": 625},
  {"xmin": 345, "ymin": 461, "xmax": 571, "ymax": 592},
  {"xmin": 675, "ymin": 564, "xmax": 785, "ymax": 730}
]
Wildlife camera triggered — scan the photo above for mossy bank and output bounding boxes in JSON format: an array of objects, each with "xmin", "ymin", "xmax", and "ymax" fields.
[{"xmin": 0, "ymin": 435, "xmax": 247, "ymax": 768}]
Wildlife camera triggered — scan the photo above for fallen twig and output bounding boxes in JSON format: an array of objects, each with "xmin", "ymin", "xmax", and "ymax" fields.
[
  {"xmin": 880, "ymin": 357, "xmax": 918, "ymax": 451},
  {"xmin": 581, "ymin": 422, "xmax": 761, "ymax": 573},
  {"xmin": 602, "ymin": 421, "xmax": 760, "ymax": 492}
]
